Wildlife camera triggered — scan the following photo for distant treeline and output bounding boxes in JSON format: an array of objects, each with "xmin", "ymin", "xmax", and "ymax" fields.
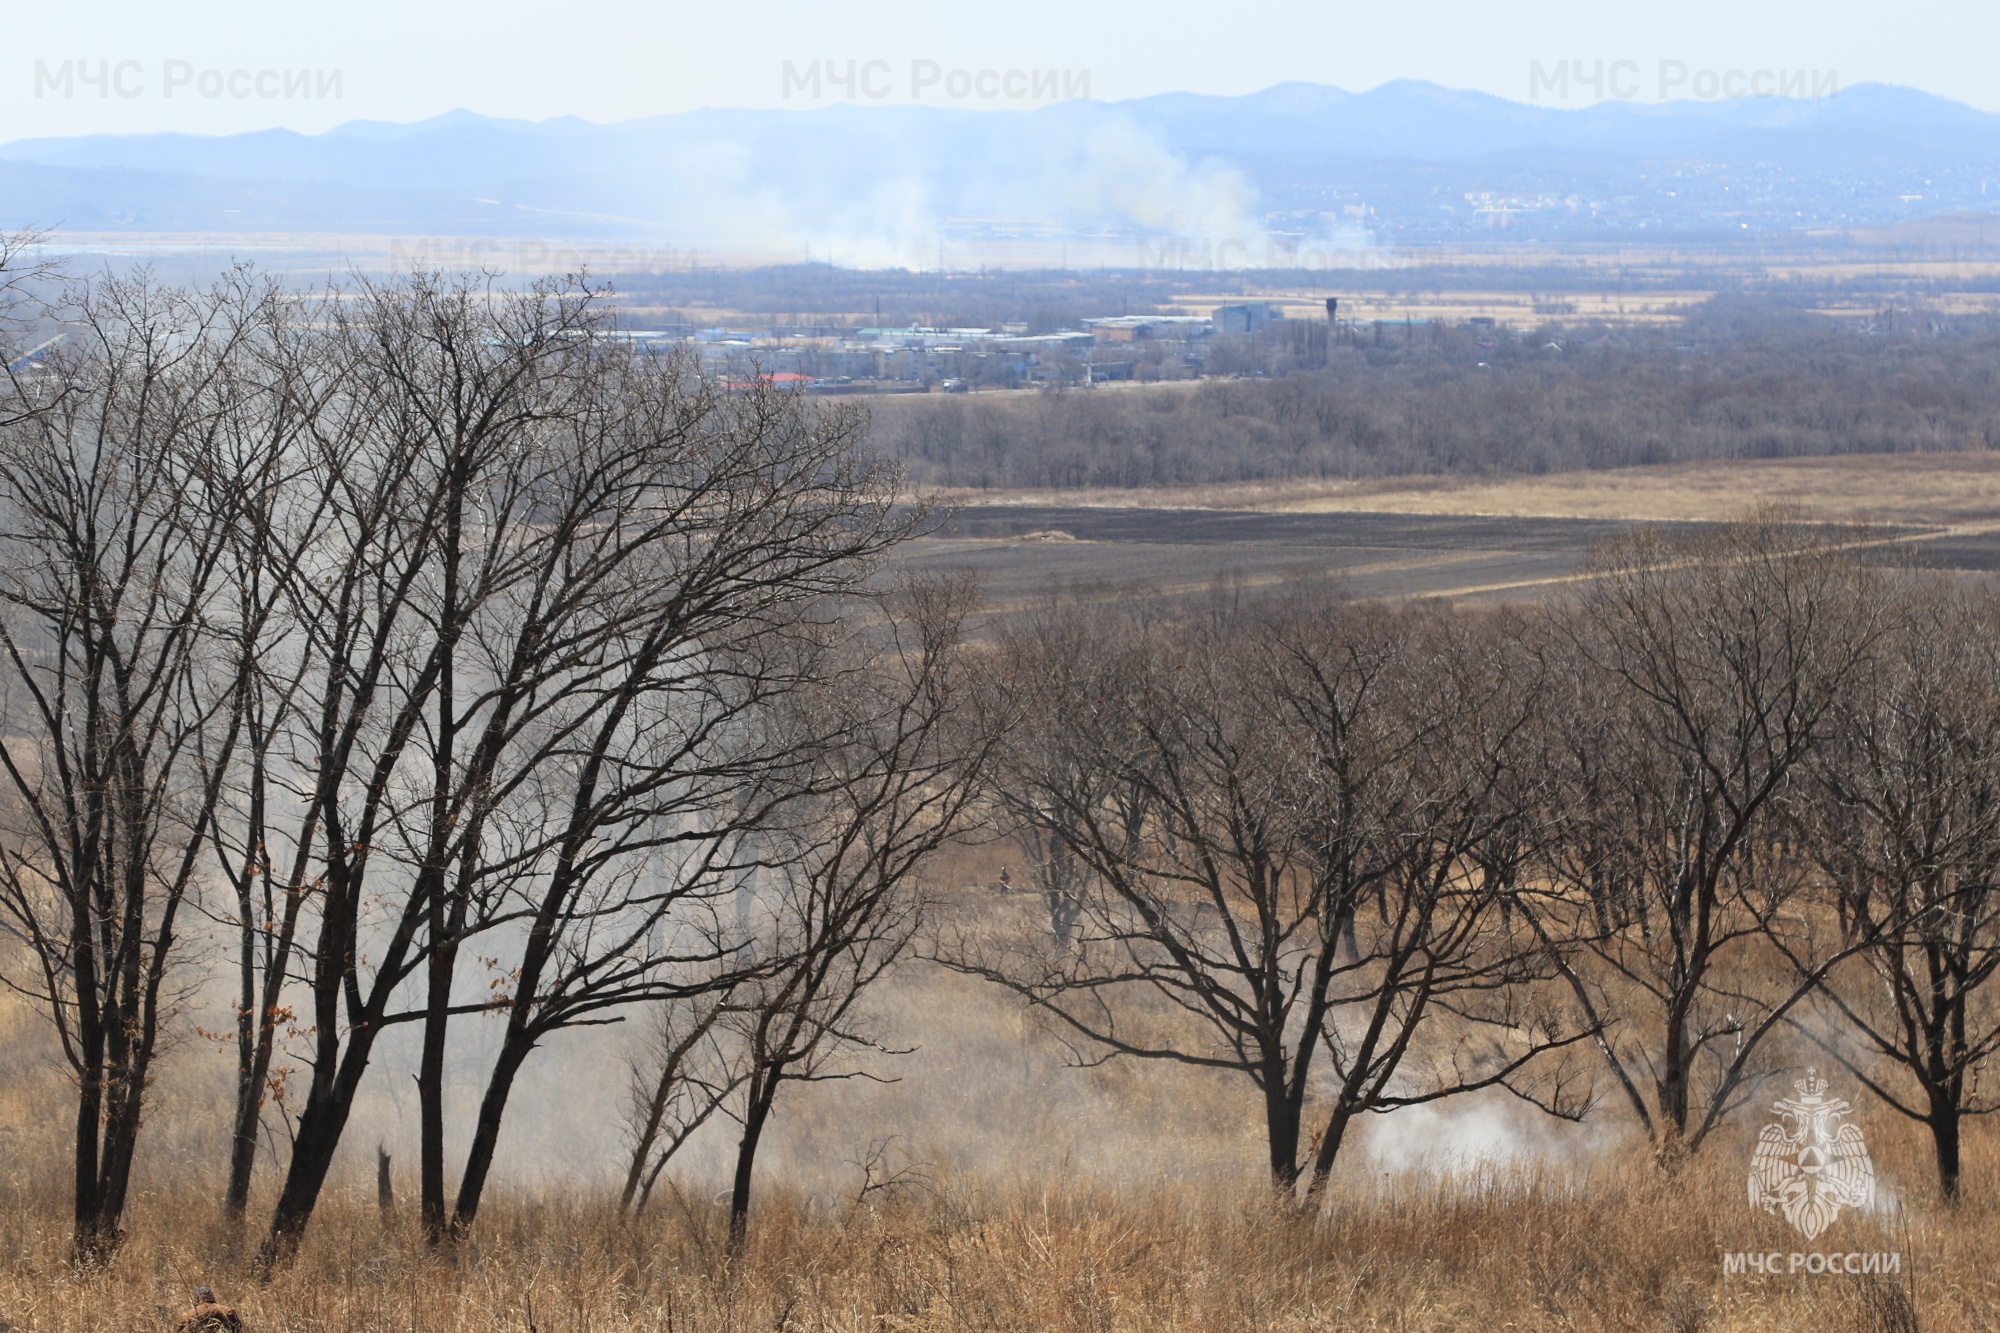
[{"xmin": 870, "ymin": 301, "xmax": 2000, "ymax": 487}]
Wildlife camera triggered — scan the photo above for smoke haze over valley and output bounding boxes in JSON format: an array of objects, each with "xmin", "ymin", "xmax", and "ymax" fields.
[
  {"xmin": 11, "ymin": 79, "xmax": 2000, "ymax": 266},
  {"xmin": 9, "ymin": 5, "xmax": 2000, "ymax": 1329}
]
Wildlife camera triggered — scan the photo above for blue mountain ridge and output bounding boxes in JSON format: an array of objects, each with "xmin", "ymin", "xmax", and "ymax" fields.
[{"xmin": 3, "ymin": 80, "xmax": 1996, "ymax": 246}]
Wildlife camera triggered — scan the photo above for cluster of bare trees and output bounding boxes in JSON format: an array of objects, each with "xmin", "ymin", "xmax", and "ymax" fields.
[
  {"xmin": 0, "ymin": 264, "xmax": 985, "ymax": 1265},
  {"xmin": 947, "ymin": 587, "xmax": 1592, "ymax": 1196},
  {"xmin": 961, "ymin": 521, "xmax": 2000, "ymax": 1203},
  {"xmin": 873, "ymin": 318, "xmax": 2000, "ymax": 489},
  {"xmin": 2, "ymin": 253, "xmax": 1997, "ymax": 1275}
]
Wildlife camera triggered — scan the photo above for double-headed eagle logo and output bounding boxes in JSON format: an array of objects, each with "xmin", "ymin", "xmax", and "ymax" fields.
[{"xmin": 1748, "ymin": 1067, "xmax": 1874, "ymax": 1240}]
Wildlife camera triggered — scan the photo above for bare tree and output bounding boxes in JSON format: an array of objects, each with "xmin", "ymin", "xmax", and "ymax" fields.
[
  {"xmin": 0, "ymin": 272, "xmax": 266, "ymax": 1259},
  {"xmin": 948, "ymin": 587, "xmax": 1587, "ymax": 1198},
  {"xmin": 1801, "ymin": 579, "xmax": 2000, "ymax": 1200},
  {"xmin": 979, "ymin": 594, "xmax": 1127, "ymax": 948},
  {"xmin": 1526, "ymin": 517, "xmax": 1889, "ymax": 1164},
  {"xmin": 0, "ymin": 229, "xmax": 63, "ymax": 374},
  {"xmin": 190, "ymin": 279, "xmax": 354, "ymax": 1222},
  {"xmin": 619, "ymin": 990, "xmax": 743, "ymax": 1215},
  {"xmin": 250, "ymin": 271, "xmax": 610, "ymax": 1267},
  {"xmin": 1011, "ymin": 820, "xmax": 1090, "ymax": 946},
  {"xmin": 441, "ymin": 366, "xmax": 924, "ymax": 1237},
  {"xmin": 721, "ymin": 575, "xmax": 990, "ymax": 1247},
  {"xmin": 1268, "ymin": 596, "xmax": 1588, "ymax": 1199},
  {"xmin": 222, "ymin": 272, "xmax": 936, "ymax": 1264}
]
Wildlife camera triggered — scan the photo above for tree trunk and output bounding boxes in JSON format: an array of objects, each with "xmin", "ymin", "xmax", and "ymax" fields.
[
  {"xmin": 453, "ymin": 844, "xmax": 573, "ymax": 1234},
  {"xmin": 1654, "ymin": 995, "xmax": 1695, "ymax": 1164},
  {"xmin": 1929, "ymin": 1099, "xmax": 1962, "ymax": 1203},
  {"xmin": 94, "ymin": 1077, "xmax": 149, "ymax": 1241},
  {"xmin": 227, "ymin": 985, "xmax": 262, "ymax": 1216},
  {"xmin": 256, "ymin": 1017, "xmax": 387, "ymax": 1272},
  {"xmin": 1261, "ymin": 1069, "xmax": 1302, "ymax": 1189},
  {"xmin": 1306, "ymin": 1103, "xmax": 1357, "ymax": 1200},
  {"xmin": 225, "ymin": 790, "xmax": 311, "ymax": 1218},
  {"xmin": 728, "ymin": 1083, "xmax": 777, "ymax": 1250},
  {"xmin": 71, "ymin": 1061, "xmax": 105, "ymax": 1261},
  {"xmin": 70, "ymin": 882, "xmax": 110, "ymax": 1262},
  {"xmin": 418, "ymin": 537, "xmax": 463, "ymax": 1246},
  {"xmin": 450, "ymin": 1030, "xmax": 536, "ymax": 1233},
  {"xmin": 226, "ymin": 972, "xmax": 292, "ymax": 1216},
  {"xmin": 227, "ymin": 896, "xmax": 300, "ymax": 1217},
  {"xmin": 417, "ymin": 931, "xmax": 458, "ymax": 1242}
]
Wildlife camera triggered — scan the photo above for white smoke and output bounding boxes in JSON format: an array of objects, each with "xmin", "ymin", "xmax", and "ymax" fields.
[
  {"xmin": 591, "ymin": 103, "xmax": 1377, "ymax": 269},
  {"xmin": 1359, "ymin": 1089, "xmax": 1627, "ymax": 1177}
]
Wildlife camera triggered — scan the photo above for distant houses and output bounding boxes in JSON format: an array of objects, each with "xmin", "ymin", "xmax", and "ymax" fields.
[
  {"xmin": 1211, "ymin": 302, "xmax": 1279, "ymax": 335},
  {"xmin": 598, "ymin": 297, "xmax": 1524, "ymax": 394}
]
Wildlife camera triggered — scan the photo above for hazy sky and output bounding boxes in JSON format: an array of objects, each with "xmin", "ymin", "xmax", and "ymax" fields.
[{"xmin": 7, "ymin": 0, "xmax": 1997, "ymax": 139}]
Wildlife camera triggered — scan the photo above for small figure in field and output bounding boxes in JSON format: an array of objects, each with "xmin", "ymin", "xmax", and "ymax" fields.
[
  {"xmin": 997, "ymin": 867, "xmax": 1012, "ymax": 893},
  {"xmin": 176, "ymin": 1287, "xmax": 241, "ymax": 1333}
]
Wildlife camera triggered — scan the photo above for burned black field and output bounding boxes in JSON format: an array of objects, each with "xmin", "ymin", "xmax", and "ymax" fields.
[{"xmin": 897, "ymin": 506, "xmax": 2000, "ymax": 607}]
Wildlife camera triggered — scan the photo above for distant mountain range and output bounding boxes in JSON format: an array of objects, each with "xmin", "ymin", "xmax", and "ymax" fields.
[{"xmin": 6, "ymin": 80, "xmax": 2000, "ymax": 262}]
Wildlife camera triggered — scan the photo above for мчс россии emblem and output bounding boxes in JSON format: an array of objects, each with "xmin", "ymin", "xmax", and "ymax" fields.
[{"xmin": 1748, "ymin": 1067, "xmax": 1874, "ymax": 1241}]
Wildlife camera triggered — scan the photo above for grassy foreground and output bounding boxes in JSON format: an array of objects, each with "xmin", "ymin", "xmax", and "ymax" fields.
[
  {"xmin": 1, "ymin": 885, "xmax": 1991, "ymax": 1332},
  {"xmin": 0, "ymin": 1126, "xmax": 1988, "ymax": 1332}
]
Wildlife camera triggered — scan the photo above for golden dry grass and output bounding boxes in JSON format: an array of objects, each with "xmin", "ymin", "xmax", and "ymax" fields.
[
  {"xmin": 919, "ymin": 450, "xmax": 2000, "ymax": 527},
  {"xmin": 0, "ymin": 1132, "xmax": 1988, "ymax": 1332},
  {"xmin": 1, "ymin": 878, "xmax": 1994, "ymax": 1332}
]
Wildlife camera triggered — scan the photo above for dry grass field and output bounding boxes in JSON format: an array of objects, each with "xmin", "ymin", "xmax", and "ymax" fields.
[
  {"xmin": 9, "ymin": 430, "xmax": 2000, "ymax": 1330},
  {"xmin": 1, "ymin": 872, "xmax": 1993, "ymax": 1333},
  {"xmin": 0, "ymin": 1152, "xmax": 1982, "ymax": 1333},
  {"xmin": 16, "ymin": 249, "xmax": 2000, "ymax": 1333},
  {"xmin": 919, "ymin": 451, "xmax": 2000, "ymax": 527},
  {"xmin": 902, "ymin": 453, "xmax": 2000, "ymax": 607}
]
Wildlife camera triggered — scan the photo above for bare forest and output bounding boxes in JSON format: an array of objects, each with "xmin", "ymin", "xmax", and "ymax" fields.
[
  {"xmin": 872, "ymin": 304, "xmax": 2000, "ymax": 488},
  {"xmin": 0, "ymin": 256, "xmax": 1996, "ymax": 1332}
]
